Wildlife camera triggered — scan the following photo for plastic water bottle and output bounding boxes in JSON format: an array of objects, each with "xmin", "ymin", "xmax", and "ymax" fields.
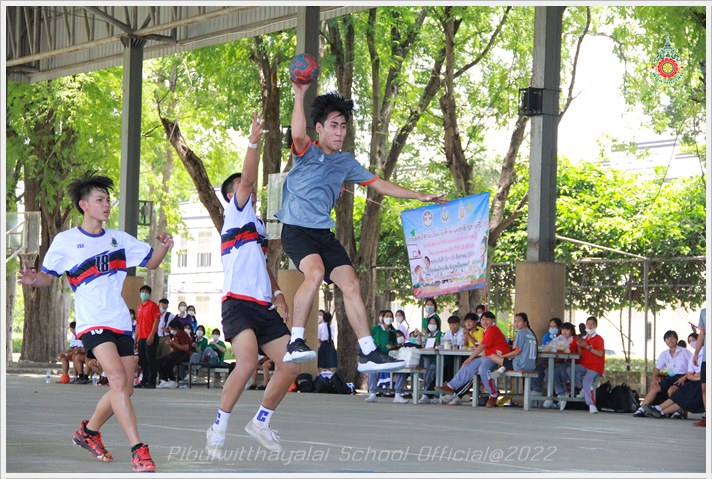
[
  {"xmin": 45, "ymin": 370, "xmax": 51, "ymax": 384},
  {"xmin": 92, "ymin": 376, "xmax": 99, "ymax": 386}
]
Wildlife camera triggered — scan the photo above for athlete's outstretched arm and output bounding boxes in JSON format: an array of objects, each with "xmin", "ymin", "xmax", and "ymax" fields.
[
  {"xmin": 17, "ymin": 266, "xmax": 54, "ymax": 288},
  {"xmin": 369, "ymin": 178, "xmax": 447, "ymax": 205},
  {"xmin": 145, "ymin": 233, "xmax": 173, "ymax": 270},
  {"xmin": 290, "ymin": 80, "xmax": 311, "ymax": 153},
  {"xmin": 235, "ymin": 111, "xmax": 267, "ymax": 209}
]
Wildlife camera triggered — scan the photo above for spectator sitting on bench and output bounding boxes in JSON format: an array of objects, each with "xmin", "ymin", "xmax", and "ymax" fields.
[
  {"xmin": 86, "ymin": 358, "xmax": 109, "ymax": 386},
  {"xmin": 463, "ymin": 312, "xmax": 483, "ymax": 348},
  {"xmin": 633, "ymin": 329, "xmax": 691, "ymax": 417},
  {"xmin": 59, "ymin": 321, "xmax": 89, "ymax": 384},
  {"xmin": 189, "ymin": 325, "xmax": 210, "ymax": 364},
  {"xmin": 156, "ymin": 319, "xmax": 191, "ymax": 389},
  {"xmin": 249, "ymin": 355, "xmax": 274, "ymax": 390},
  {"xmin": 207, "ymin": 329, "xmax": 228, "ymax": 363},
  {"xmin": 490, "ymin": 312, "xmax": 538, "ymax": 379}
]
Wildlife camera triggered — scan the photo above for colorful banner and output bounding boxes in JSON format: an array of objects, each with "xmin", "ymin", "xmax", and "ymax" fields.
[{"xmin": 400, "ymin": 192, "xmax": 490, "ymax": 299}]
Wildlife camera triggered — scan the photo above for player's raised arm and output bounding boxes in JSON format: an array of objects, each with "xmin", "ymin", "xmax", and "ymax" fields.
[
  {"xmin": 290, "ymin": 80, "xmax": 312, "ymax": 154},
  {"xmin": 235, "ymin": 111, "xmax": 268, "ymax": 208}
]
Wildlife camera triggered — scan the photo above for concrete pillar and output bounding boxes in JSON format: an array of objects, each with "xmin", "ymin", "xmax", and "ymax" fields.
[
  {"xmin": 514, "ymin": 262, "xmax": 566, "ymax": 342},
  {"xmin": 296, "ymin": 6, "xmax": 320, "ymax": 141},
  {"xmin": 118, "ymin": 37, "xmax": 145, "ymax": 275},
  {"xmin": 278, "ymin": 269, "xmax": 318, "ymax": 377},
  {"xmin": 527, "ymin": 6, "xmax": 563, "ymax": 262}
]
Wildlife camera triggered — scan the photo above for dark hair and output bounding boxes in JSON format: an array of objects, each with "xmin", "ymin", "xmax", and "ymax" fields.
[
  {"xmin": 211, "ymin": 328, "xmax": 221, "ymax": 336},
  {"xmin": 425, "ymin": 298, "xmax": 438, "ymax": 310},
  {"xmin": 383, "ymin": 310, "xmax": 394, "ymax": 318},
  {"xmin": 482, "ymin": 311, "xmax": 496, "ymax": 321},
  {"xmin": 67, "ymin": 172, "xmax": 114, "ymax": 214},
  {"xmin": 427, "ymin": 314, "xmax": 441, "ymax": 331},
  {"xmin": 396, "ymin": 309, "xmax": 406, "ymax": 318},
  {"xmin": 188, "ymin": 305, "xmax": 196, "ymax": 312},
  {"xmin": 561, "ymin": 322, "xmax": 576, "ymax": 335},
  {"xmin": 221, "ymin": 173, "xmax": 242, "ymax": 202},
  {"xmin": 159, "ymin": 298, "xmax": 169, "ymax": 305},
  {"xmin": 578, "ymin": 323, "xmax": 587, "ymax": 334},
  {"xmin": 140, "ymin": 285, "xmax": 152, "ymax": 294},
  {"xmin": 586, "ymin": 316, "xmax": 598, "ymax": 326},
  {"xmin": 688, "ymin": 332, "xmax": 699, "ymax": 341},
  {"xmin": 196, "ymin": 325, "xmax": 206, "ymax": 333},
  {"xmin": 475, "ymin": 304, "xmax": 486, "ymax": 313},
  {"xmin": 663, "ymin": 330, "xmax": 679, "ymax": 341},
  {"xmin": 69, "ymin": 321, "xmax": 76, "ymax": 329},
  {"xmin": 311, "ymin": 91, "xmax": 354, "ymax": 128},
  {"xmin": 677, "ymin": 340, "xmax": 687, "ymax": 348},
  {"xmin": 447, "ymin": 315, "xmax": 461, "ymax": 324},
  {"xmin": 549, "ymin": 317, "xmax": 563, "ymax": 329},
  {"xmin": 129, "ymin": 309, "xmax": 136, "ymax": 317},
  {"xmin": 168, "ymin": 319, "xmax": 182, "ymax": 330}
]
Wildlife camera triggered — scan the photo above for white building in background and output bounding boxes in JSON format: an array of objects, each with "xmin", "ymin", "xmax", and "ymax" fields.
[
  {"xmin": 605, "ymin": 137, "xmax": 702, "ymax": 180},
  {"xmin": 167, "ymin": 187, "xmax": 226, "ymax": 333}
]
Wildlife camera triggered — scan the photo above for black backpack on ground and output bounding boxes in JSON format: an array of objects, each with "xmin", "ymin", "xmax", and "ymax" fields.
[
  {"xmin": 608, "ymin": 383, "xmax": 639, "ymax": 413},
  {"xmin": 295, "ymin": 373, "xmax": 314, "ymax": 393},
  {"xmin": 313, "ymin": 374, "xmax": 335, "ymax": 393},
  {"xmin": 330, "ymin": 370, "xmax": 353, "ymax": 394},
  {"xmin": 596, "ymin": 380, "xmax": 613, "ymax": 410}
]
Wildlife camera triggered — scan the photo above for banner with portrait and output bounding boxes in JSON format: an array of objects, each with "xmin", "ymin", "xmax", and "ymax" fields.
[{"xmin": 400, "ymin": 192, "xmax": 490, "ymax": 299}]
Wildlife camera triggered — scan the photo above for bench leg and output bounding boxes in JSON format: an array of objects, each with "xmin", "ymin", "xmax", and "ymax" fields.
[
  {"xmin": 207, "ymin": 368, "xmax": 211, "ymax": 389},
  {"xmin": 523, "ymin": 377, "xmax": 531, "ymax": 411},
  {"xmin": 412, "ymin": 372, "xmax": 419, "ymax": 405},
  {"xmin": 473, "ymin": 375, "xmax": 479, "ymax": 408}
]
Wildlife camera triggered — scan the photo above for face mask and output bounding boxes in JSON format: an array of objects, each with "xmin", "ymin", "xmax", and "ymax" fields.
[
  {"xmin": 169, "ymin": 329, "xmax": 176, "ymax": 336},
  {"xmin": 428, "ymin": 324, "xmax": 438, "ymax": 333},
  {"xmin": 689, "ymin": 341, "xmax": 697, "ymax": 350},
  {"xmin": 396, "ymin": 316, "xmax": 404, "ymax": 323},
  {"xmin": 425, "ymin": 305, "xmax": 435, "ymax": 315},
  {"xmin": 549, "ymin": 328, "xmax": 558, "ymax": 336},
  {"xmin": 196, "ymin": 330, "xmax": 204, "ymax": 338},
  {"xmin": 179, "ymin": 306, "xmax": 187, "ymax": 313},
  {"xmin": 188, "ymin": 310, "xmax": 195, "ymax": 315},
  {"xmin": 397, "ymin": 337, "xmax": 405, "ymax": 345},
  {"xmin": 384, "ymin": 317, "xmax": 394, "ymax": 326},
  {"xmin": 212, "ymin": 335, "xmax": 220, "ymax": 342},
  {"xmin": 140, "ymin": 292, "xmax": 149, "ymax": 301},
  {"xmin": 184, "ymin": 328, "xmax": 192, "ymax": 334},
  {"xmin": 585, "ymin": 328, "xmax": 596, "ymax": 335},
  {"xmin": 160, "ymin": 307, "xmax": 167, "ymax": 313}
]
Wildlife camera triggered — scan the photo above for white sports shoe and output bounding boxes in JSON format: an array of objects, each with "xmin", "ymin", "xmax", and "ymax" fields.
[
  {"xmin": 156, "ymin": 380, "xmax": 171, "ymax": 389},
  {"xmin": 490, "ymin": 366, "xmax": 506, "ymax": 380},
  {"xmin": 205, "ymin": 425, "xmax": 225, "ymax": 453},
  {"xmin": 542, "ymin": 399, "xmax": 555, "ymax": 409},
  {"xmin": 365, "ymin": 393, "xmax": 377, "ymax": 402},
  {"xmin": 393, "ymin": 394, "xmax": 409, "ymax": 404},
  {"xmin": 448, "ymin": 396, "xmax": 462, "ymax": 406},
  {"xmin": 245, "ymin": 420, "xmax": 282, "ymax": 452},
  {"xmin": 166, "ymin": 380, "xmax": 178, "ymax": 389},
  {"xmin": 589, "ymin": 404, "xmax": 599, "ymax": 414},
  {"xmin": 417, "ymin": 395, "xmax": 431, "ymax": 404},
  {"xmin": 558, "ymin": 394, "xmax": 568, "ymax": 411}
]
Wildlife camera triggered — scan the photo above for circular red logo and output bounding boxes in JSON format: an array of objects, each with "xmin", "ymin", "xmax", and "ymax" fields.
[{"xmin": 656, "ymin": 57, "xmax": 679, "ymax": 79}]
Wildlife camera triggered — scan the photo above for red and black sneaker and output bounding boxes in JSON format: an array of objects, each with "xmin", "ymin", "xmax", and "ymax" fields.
[
  {"xmin": 131, "ymin": 444, "xmax": 156, "ymax": 472},
  {"xmin": 72, "ymin": 420, "xmax": 113, "ymax": 462}
]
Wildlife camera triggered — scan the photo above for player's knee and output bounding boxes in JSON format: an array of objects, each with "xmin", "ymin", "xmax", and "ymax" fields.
[
  {"xmin": 303, "ymin": 267, "xmax": 325, "ymax": 287},
  {"xmin": 340, "ymin": 274, "xmax": 360, "ymax": 297},
  {"xmin": 278, "ymin": 362, "xmax": 301, "ymax": 378},
  {"xmin": 238, "ymin": 359, "xmax": 258, "ymax": 374}
]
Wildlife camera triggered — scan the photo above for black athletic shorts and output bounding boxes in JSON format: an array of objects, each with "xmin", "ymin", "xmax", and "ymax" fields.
[
  {"xmin": 701, "ymin": 361, "xmax": 706, "ymax": 384},
  {"xmin": 222, "ymin": 297, "xmax": 290, "ymax": 346},
  {"xmin": 502, "ymin": 358, "xmax": 514, "ymax": 370},
  {"xmin": 79, "ymin": 329, "xmax": 135, "ymax": 359},
  {"xmin": 281, "ymin": 224, "xmax": 352, "ymax": 284}
]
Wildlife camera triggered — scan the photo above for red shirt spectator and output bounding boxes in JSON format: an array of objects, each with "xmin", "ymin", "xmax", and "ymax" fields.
[
  {"xmin": 580, "ymin": 334, "xmax": 605, "ymax": 375},
  {"xmin": 482, "ymin": 324, "xmax": 511, "ymax": 357},
  {"xmin": 136, "ymin": 299, "xmax": 160, "ymax": 340}
]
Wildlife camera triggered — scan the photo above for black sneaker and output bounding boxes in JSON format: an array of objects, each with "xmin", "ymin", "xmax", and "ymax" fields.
[
  {"xmin": 283, "ymin": 338, "xmax": 317, "ymax": 364},
  {"xmin": 357, "ymin": 349, "xmax": 406, "ymax": 373},
  {"xmin": 643, "ymin": 404, "xmax": 663, "ymax": 419}
]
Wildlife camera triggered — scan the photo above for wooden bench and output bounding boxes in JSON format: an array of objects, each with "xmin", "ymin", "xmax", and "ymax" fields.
[
  {"xmin": 473, "ymin": 370, "xmax": 539, "ymax": 410},
  {"xmin": 389, "ymin": 367, "xmax": 426, "ymax": 404}
]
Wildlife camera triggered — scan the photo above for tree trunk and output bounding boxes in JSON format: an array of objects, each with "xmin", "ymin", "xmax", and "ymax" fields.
[
  {"xmin": 6, "ymin": 264, "xmax": 17, "ymax": 362},
  {"xmin": 146, "ymin": 145, "xmax": 173, "ymax": 296},
  {"xmin": 160, "ymin": 116, "xmax": 224, "ymax": 233},
  {"xmin": 327, "ymin": 15, "xmax": 360, "ymax": 382}
]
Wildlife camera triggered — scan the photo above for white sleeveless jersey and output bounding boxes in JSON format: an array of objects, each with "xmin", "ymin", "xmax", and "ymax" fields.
[
  {"xmin": 41, "ymin": 227, "xmax": 153, "ymax": 338},
  {"xmin": 221, "ymin": 196, "xmax": 272, "ymax": 305}
]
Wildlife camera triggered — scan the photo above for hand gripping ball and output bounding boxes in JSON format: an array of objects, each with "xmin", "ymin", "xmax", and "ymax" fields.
[{"xmin": 289, "ymin": 53, "xmax": 320, "ymax": 85}]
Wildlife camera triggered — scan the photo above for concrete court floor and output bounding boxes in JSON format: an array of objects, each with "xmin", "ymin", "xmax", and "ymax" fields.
[{"xmin": 3, "ymin": 373, "xmax": 708, "ymax": 476}]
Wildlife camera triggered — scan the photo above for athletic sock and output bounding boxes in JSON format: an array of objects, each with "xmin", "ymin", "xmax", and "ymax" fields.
[
  {"xmin": 84, "ymin": 423, "xmax": 99, "ymax": 436},
  {"xmin": 130, "ymin": 442, "xmax": 144, "ymax": 452},
  {"xmin": 214, "ymin": 408, "xmax": 231, "ymax": 433},
  {"xmin": 654, "ymin": 405, "xmax": 663, "ymax": 413},
  {"xmin": 252, "ymin": 404, "xmax": 275, "ymax": 428},
  {"xmin": 290, "ymin": 327, "xmax": 305, "ymax": 343},
  {"xmin": 358, "ymin": 337, "xmax": 377, "ymax": 355}
]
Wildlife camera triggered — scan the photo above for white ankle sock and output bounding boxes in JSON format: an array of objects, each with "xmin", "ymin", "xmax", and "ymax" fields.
[
  {"xmin": 253, "ymin": 404, "xmax": 274, "ymax": 427},
  {"xmin": 358, "ymin": 337, "xmax": 377, "ymax": 355},
  {"xmin": 290, "ymin": 328, "xmax": 305, "ymax": 343},
  {"xmin": 214, "ymin": 408, "xmax": 231, "ymax": 433}
]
